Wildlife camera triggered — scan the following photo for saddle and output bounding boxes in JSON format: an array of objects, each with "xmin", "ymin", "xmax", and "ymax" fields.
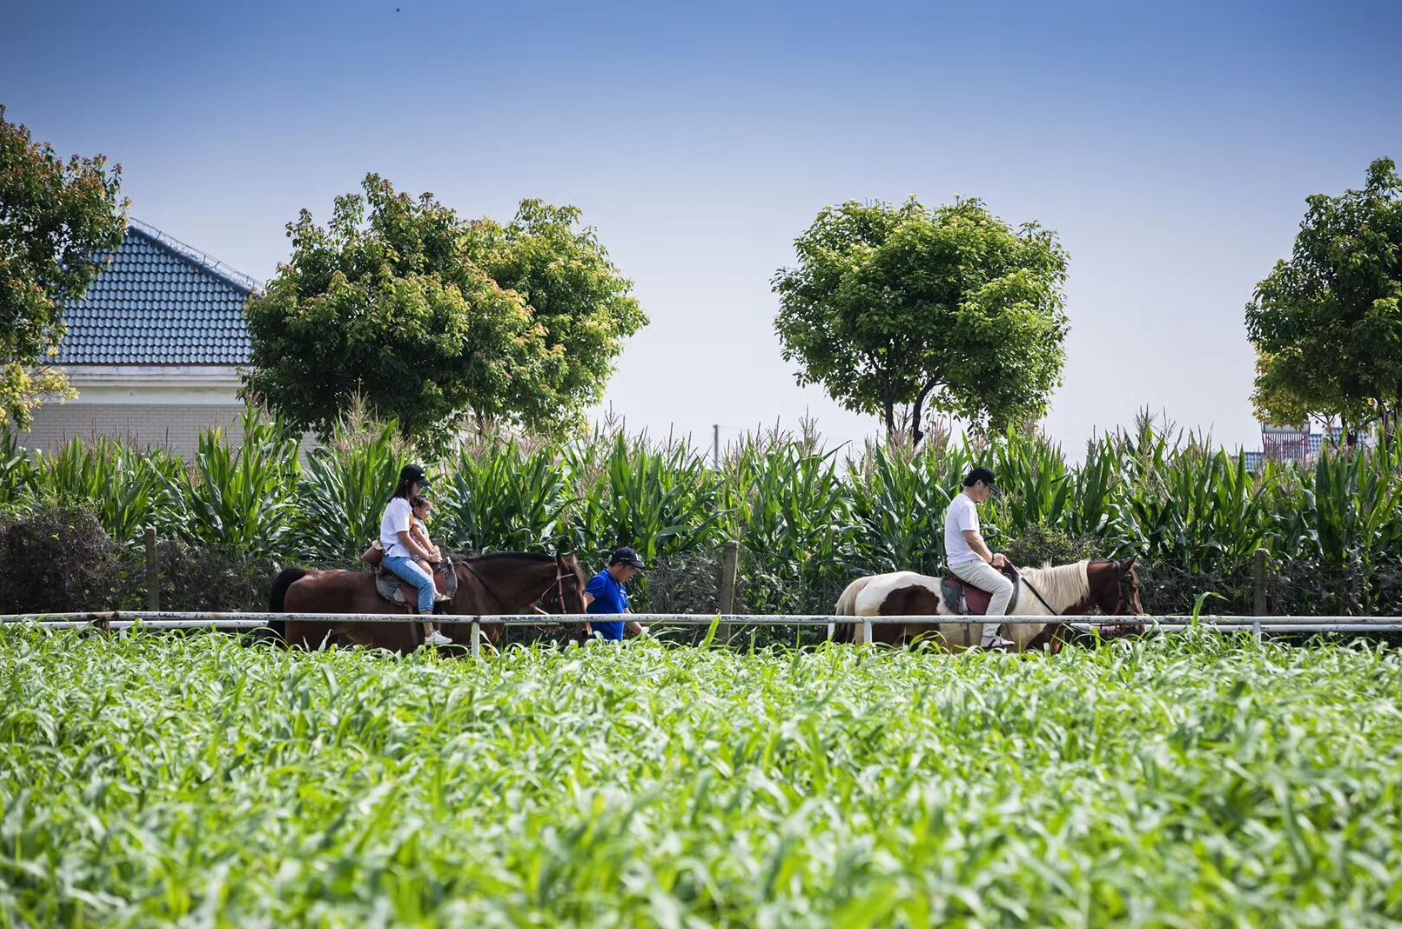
[
  {"xmin": 940, "ymin": 564, "xmax": 1021, "ymax": 616},
  {"xmin": 369, "ymin": 553, "xmax": 458, "ymax": 610}
]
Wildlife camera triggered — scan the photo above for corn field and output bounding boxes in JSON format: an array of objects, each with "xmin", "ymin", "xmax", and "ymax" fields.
[
  {"xmin": 3, "ymin": 411, "xmax": 1402, "ymax": 616},
  {"xmin": 3, "ymin": 629, "xmax": 1401, "ymax": 926}
]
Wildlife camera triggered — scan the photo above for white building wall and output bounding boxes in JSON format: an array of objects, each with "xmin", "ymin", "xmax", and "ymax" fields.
[{"xmin": 16, "ymin": 366, "xmax": 247, "ymax": 457}]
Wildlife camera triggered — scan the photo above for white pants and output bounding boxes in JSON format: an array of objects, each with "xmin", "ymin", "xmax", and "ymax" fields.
[{"xmin": 950, "ymin": 559, "xmax": 1014, "ymax": 643}]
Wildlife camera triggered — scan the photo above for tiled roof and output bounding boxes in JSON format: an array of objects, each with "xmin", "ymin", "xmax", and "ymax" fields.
[{"xmin": 57, "ymin": 222, "xmax": 256, "ymax": 366}]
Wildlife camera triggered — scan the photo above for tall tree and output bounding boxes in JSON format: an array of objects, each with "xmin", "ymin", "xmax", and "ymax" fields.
[
  {"xmin": 462, "ymin": 200, "xmax": 648, "ymax": 430},
  {"xmin": 244, "ymin": 175, "xmax": 646, "ymax": 439},
  {"xmin": 1247, "ymin": 157, "xmax": 1402, "ymax": 440},
  {"xmin": 0, "ymin": 106, "xmax": 128, "ymax": 428},
  {"xmin": 773, "ymin": 197, "xmax": 1069, "ymax": 446}
]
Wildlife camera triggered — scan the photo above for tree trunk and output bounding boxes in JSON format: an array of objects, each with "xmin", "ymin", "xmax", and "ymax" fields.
[{"xmin": 908, "ymin": 381, "xmax": 938, "ymax": 450}]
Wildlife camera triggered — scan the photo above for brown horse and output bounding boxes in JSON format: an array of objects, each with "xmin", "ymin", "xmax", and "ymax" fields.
[
  {"xmin": 832, "ymin": 558, "xmax": 1145, "ymax": 651},
  {"xmin": 267, "ymin": 553, "xmax": 588, "ymax": 653}
]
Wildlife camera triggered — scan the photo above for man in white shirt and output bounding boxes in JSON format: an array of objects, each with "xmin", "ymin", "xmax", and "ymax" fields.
[{"xmin": 944, "ymin": 467, "xmax": 1015, "ymax": 649}]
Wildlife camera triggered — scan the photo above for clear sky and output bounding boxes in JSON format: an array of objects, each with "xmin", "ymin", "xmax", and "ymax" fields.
[{"xmin": 5, "ymin": 0, "xmax": 1401, "ymax": 456}]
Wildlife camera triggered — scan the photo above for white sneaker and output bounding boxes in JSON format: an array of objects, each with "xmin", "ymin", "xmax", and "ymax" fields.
[
  {"xmin": 424, "ymin": 631, "xmax": 454, "ymax": 647},
  {"xmin": 980, "ymin": 634, "xmax": 1016, "ymax": 650}
]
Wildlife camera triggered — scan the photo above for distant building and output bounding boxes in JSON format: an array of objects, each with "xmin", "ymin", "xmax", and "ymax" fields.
[
  {"xmin": 1244, "ymin": 423, "xmax": 1356, "ymax": 472},
  {"xmin": 16, "ymin": 221, "xmax": 256, "ymax": 457}
]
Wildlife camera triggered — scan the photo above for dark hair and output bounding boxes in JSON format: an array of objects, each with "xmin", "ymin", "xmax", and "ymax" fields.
[
  {"xmin": 392, "ymin": 477, "xmax": 417, "ymax": 500},
  {"xmin": 963, "ymin": 467, "xmax": 996, "ymax": 488},
  {"xmin": 410, "ymin": 496, "xmax": 430, "ymax": 510}
]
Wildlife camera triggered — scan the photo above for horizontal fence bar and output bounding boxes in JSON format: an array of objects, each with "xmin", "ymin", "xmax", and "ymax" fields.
[
  {"xmin": 3, "ymin": 612, "xmax": 1402, "ymax": 629},
  {"xmin": 18, "ymin": 622, "xmax": 1402, "ymax": 635}
]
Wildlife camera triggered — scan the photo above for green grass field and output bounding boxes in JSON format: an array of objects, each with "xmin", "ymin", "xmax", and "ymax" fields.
[{"xmin": 2, "ymin": 631, "xmax": 1401, "ymax": 927}]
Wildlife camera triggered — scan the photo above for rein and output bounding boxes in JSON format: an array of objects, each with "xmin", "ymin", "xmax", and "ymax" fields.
[
  {"xmin": 1015, "ymin": 560, "xmax": 1136, "ymax": 618},
  {"xmin": 1013, "ymin": 566, "xmax": 1062, "ymax": 616}
]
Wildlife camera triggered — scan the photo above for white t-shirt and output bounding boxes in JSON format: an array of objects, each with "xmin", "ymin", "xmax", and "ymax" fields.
[
  {"xmin": 944, "ymin": 492, "xmax": 984, "ymax": 567},
  {"xmin": 380, "ymin": 497, "xmax": 413, "ymax": 558}
]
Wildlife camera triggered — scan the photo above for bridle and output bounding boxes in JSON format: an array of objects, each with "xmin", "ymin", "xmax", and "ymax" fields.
[
  {"xmin": 1091, "ymin": 558, "xmax": 1145, "ymax": 638},
  {"xmin": 530, "ymin": 561, "xmax": 583, "ymax": 616},
  {"xmin": 1097, "ymin": 558, "xmax": 1141, "ymax": 617}
]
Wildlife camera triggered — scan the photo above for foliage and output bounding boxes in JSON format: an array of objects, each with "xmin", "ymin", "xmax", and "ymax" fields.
[
  {"xmin": 0, "ymin": 105, "xmax": 129, "ymax": 428},
  {"xmin": 1247, "ymin": 157, "xmax": 1402, "ymax": 437},
  {"xmin": 773, "ymin": 197, "xmax": 1069, "ymax": 444},
  {"xmin": 439, "ymin": 440, "xmax": 570, "ymax": 555},
  {"xmin": 3, "ymin": 632, "xmax": 1402, "ymax": 925},
  {"xmin": 462, "ymin": 200, "xmax": 649, "ymax": 431},
  {"xmin": 295, "ymin": 414, "xmax": 406, "ymax": 565},
  {"xmin": 0, "ymin": 506, "xmax": 123, "ymax": 614},
  {"xmin": 153, "ymin": 539, "xmax": 276, "ymax": 613},
  {"xmin": 244, "ymin": 174, "xmax": 646, "ymax": 440},
  {"xmin": 0, "ymin": 429, "xmax": 36, "ymax": 513},
  {"xmin": 162, "ymin": 412, "xmax": 301, "ymax": 558},
  {"xmin": 8, "ymin": 409, "xmax": 1402, "ymax": 616},
  {"xmin": 1000, "ymin": 523, "xmax": 1100, "ymax": 569},
  {"xmin": 31, "ymin": 438, "xmax": 182, "ymax": 545}
]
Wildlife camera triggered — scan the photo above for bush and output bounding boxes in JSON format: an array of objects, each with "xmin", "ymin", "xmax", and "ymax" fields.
[
  {"xmin": 0, "ymin": 507, "xmax": 125, "ymax": 614},
  {"xmin": 1002, "ymin": 524, "xmax": 1101, "ymax": 569},
  {"xmin": 154, "ymin": 540, "xmax": 279, "ymax": 613}
]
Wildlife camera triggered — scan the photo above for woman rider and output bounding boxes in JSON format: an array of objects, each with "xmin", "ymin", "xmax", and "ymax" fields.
[{"xmin": 379, "ymin": 464, "xmax": 440, "ymax": 623}]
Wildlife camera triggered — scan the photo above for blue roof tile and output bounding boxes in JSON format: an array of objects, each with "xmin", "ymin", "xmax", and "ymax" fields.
[{"xmin": 57, "ymin": 223, "xmax": 256, "ymax": 366}]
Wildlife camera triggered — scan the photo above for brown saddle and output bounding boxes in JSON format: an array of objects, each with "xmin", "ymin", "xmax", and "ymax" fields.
[
  {"xmin": 940, "ymin": 565, "xmax": 1021, "ymax": 616},
  {"xmin": 374, "ymin": 559, "xmax": 457, "ymax": 609}
]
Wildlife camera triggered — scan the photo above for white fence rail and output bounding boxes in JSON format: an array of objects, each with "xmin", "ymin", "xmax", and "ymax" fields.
[{"xmin": 2, "ymin": 612, "xmax": 1400, "ymax": 655}]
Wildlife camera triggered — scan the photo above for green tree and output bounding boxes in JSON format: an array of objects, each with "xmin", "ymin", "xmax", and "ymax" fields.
[
  {"xmin": 462, "ymin": 200, "xmax": 648, "ymax": 430},
  {"xmin": 0, "ymin": 105, "xmax": 128, "ymax": 428},
  {"xmin": 244, "ymin": 175, "xmax": 646, "ymax": 439},
  {"xmin": 773, "ymin": 197, "xmax": 1069, "ymax": 446},
  {"xmin": 1247, "ymin": 158, "xmax": 1402, "ymax": 440}
]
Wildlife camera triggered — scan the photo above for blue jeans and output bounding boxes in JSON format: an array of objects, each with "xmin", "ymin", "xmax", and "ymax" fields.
[{"xmin": 384, "ymin": 555, "xmax": 436, "ymax": 614}]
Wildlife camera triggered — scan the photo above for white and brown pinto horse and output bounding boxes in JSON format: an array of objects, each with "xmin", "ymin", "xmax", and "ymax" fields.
[{"xmin": 832, "ymin": 559, "xmax": 1145, "ymax": 651}]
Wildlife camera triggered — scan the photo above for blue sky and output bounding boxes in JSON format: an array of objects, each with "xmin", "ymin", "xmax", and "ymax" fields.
[{"xmin": 6, "ymin": 0, "xmax": 1401, "ymax": 456}]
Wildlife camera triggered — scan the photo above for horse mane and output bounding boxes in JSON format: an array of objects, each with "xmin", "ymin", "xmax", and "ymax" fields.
[
  {"xmin": 463, "ymin": 552, "xmax": 557, "ymax": 564},
  {"xmin": 1018, "ymin": 561, "xmax": 1090, "ymax": 612}
]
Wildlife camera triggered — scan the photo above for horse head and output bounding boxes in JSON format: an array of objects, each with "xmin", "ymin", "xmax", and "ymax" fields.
[
  {"xmin": 1086, "ymin": 557, "xmax": 1146, "ymax": 636},
  {"xmin": 537, "ymin": 553, "xmax": 590, "ymax": 615}
]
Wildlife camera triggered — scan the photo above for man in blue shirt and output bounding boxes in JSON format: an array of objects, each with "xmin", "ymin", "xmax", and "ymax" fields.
[{"xmin": 583, "ymin": 547, "xmax": 648, "ymax": 641}]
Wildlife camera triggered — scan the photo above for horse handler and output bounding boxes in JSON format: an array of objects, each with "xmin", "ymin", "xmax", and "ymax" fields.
[
  {"xmin": 582, "ymin": 547, "xmax": 649, "ymax": 642},
  {"xmin": 945, "ymin": 467, "xmax": 1016, "ymax": 649}
]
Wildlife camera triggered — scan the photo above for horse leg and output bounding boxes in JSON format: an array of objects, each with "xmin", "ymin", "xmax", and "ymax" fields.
[{"xmin": 341, "ymin": 619, "xmax": 421, "ymax": 655}]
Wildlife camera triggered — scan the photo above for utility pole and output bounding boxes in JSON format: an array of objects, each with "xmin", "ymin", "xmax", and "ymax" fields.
[{"xmin": 713, "ymin": 423, "xmax": 720, "ymax": 468}]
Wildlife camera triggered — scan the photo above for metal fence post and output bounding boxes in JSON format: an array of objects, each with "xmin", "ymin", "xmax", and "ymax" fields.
[{"xmin": 470, "ymin": 620, "xmax": 481, "ymax": 657}]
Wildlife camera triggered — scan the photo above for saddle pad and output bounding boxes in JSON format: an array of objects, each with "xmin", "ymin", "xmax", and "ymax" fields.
[
  {"xmin": 375, "ymin": 561, "xmax": 456, "ymax": 607},
  {"xmin": 940, "ymin": 568, "xmax": 1021, "ymax": 616}
]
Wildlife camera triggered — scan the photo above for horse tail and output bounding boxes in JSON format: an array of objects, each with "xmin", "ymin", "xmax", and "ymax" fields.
[
  {"xmin": 831, "ymin": 576, "xmax": 871, "ymax": 645},
  {"xmin": 266, "ymin": 567, "xmax": 309, "ymax": 640}
]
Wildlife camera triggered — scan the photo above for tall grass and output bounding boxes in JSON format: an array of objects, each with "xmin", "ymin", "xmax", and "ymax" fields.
[
  {"xmin": 6, "ymin": 410, "xmax": 1402, "ymax": 613},
  {"xmin": 30, "ymin": 438, "xmax": 182, "ymax": 545}
]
